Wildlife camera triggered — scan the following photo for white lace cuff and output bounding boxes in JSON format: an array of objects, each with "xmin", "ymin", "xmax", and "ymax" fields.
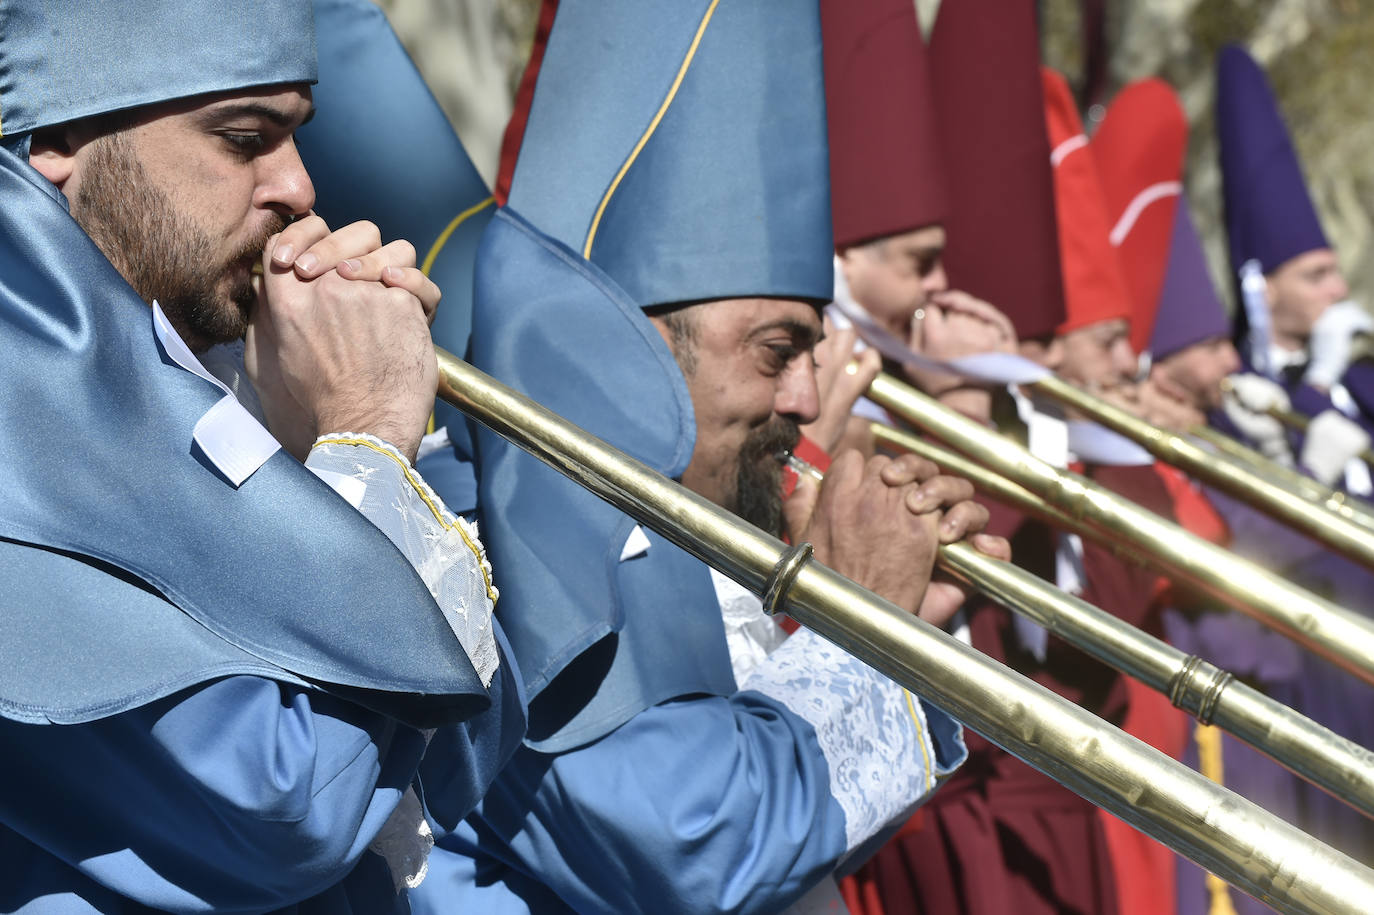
[
  {"xmin": 741, "ymin": 626, "xmax": 966, "ymax": 853},
  {"xmin": 306, "ymin": 433, "xmax": 500, "ymax": 687}
]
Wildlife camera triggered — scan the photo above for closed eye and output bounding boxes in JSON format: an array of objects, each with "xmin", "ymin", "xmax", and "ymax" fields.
[
  {"xmin": 220, "ymin": 132, "xmax": 268, "ymax": 158},
  {"xmin": 763, "ymin": 344, "xmax": 801, "ymax": 373}
]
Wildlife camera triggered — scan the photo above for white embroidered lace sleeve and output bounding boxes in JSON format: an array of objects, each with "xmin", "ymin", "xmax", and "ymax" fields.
[
  {"xmin": 305, "ymin": 433, "xmax": 500, "ymax": 688},
  {"xmin": 740, "ymin": 626, "xmax": 966, "ymax": 855}
]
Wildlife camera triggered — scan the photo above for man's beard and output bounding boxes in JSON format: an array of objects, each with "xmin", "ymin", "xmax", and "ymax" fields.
[
  {"xmin": 734, "ymin": 415, "xmax": 801, "ymax": 536},
  {"xmin": 72, "ymin": 132, "xmax": 287, "ymax": 351}
]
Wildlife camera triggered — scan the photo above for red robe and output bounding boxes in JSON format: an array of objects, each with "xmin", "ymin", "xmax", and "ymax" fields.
[{"xmin": 1095, "ymin": 463, "xmax": 1216, "ymax": 915}]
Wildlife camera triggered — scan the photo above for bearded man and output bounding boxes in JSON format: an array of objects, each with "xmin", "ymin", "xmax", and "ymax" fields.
[
  {"xmin": 0, "ymin": 3, "xmax": 523, "ymax": 911},
  {"xmin": 408, "ymin": 2, "xmax": 1006, "ymax": 912}
]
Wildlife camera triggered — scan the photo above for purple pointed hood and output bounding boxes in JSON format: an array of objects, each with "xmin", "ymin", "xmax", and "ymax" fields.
[
  {"xmin": 1216, "ymin": 44, "xmax": 1328, "ymax": 276},
  {"xmin": 1150, "ymin": 197, "xmax": 1232, "ymax": 359}
]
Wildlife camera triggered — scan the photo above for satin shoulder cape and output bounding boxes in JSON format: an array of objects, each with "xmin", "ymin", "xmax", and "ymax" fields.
[
  {"xmin": 0, "ymin": 144, "xmax": 487, "ymax": 729},
  {"xmin": 466, "ymin": 208, "xmax": 735, "ymax": 751}
]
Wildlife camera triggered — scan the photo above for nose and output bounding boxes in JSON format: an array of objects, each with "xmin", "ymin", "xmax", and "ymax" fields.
[
  {"xmin": 254, "ymin": 138, "xmax": 316, "ymax": 217},
  {"xmin": 922, "ymin": 262, "xmax": 949, "ymax": 297},
  {"xmin": 776, "ymin": 354, "xmax": 821, "ymax": 425}
]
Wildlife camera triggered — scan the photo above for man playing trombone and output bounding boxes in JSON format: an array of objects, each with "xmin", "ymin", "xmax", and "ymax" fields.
[
  {"xmin": 406, "ymin": 1, "xmax": 1013, "ymax": 912},
  {"xmin": 1216, "ymin": 44, "xmax": 1374, "ymax": 492},
  {"xmin": 0, "ymin": 1, "xmax": 525, "ymax": 910}
]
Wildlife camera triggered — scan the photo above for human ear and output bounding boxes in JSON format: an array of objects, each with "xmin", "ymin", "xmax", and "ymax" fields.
[{"xmin": 27, "ymin": 126, "xmax": 77, "ymax": 189}]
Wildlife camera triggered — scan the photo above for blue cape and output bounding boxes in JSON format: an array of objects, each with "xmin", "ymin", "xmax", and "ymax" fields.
[
  {"xmin": 0, "ymin": 143, "xmax": 487, "ymax": 729},
  {"xmin": 468, "ymin": 209, "xmax": 734, "ymax": 751}
]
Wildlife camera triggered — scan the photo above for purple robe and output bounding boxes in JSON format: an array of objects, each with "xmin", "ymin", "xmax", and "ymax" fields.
[{"xmin": 1167, "ymin": 485, "xmax": 1374, "ymax": 915}]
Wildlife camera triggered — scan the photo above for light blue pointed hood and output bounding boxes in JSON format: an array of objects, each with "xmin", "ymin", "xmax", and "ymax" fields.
[
  {"xmin": 0, "ymin": 0, "xmax": 315, "ymax": 138},
  {"xmin": 503, "ymin": 0, "xmax": 834, "ymax": 309}
]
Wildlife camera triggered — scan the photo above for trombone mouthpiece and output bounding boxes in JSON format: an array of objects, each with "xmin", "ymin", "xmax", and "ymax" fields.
[{"xmin": 779, "ymin": 451, "xmax": 826, "ymax": 483}]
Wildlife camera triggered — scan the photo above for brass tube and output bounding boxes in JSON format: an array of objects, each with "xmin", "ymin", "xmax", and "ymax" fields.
[
  {"xmin": 1030, "ymin": 374, "xmax": 1374, "ymax": 571},
  {"xmin": 870, "ymin": 424, "xmax": 1084, "ymax": 534},
  {"xmin": 1189, "ymin": 425, "xmax": 1374, "ymax": 533},
  {"xmin": 436, "ymin": 347, "xmax": 1374, "ymax": 913},
  {"xmin": 1264, "ymin": 402, "xmax": 1374, "ymax": 467},
  {"xmin": 868, "ymin": 424, "xmax": 1374, "ymax": 819},
  {"xmin": 867, "ymin": 372, "xmax": 1374, "ymax": 688}
]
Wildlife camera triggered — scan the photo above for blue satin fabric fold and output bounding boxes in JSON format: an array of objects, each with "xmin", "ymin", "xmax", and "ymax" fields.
[
  {"xmin": 461, "ymin": 208, "xmax": 735, "ymax": 750},
  {"xmin": 0, "ymin": 676, "xmax": 428, "ymax": 912},
  {"xmin": 416, "ymin": 691, "xmax": 849, "ymax": 915},
  {"xmin": 0, "ymin": 144, "xmax": 486, "ymax": 728},
  {"xmin": 506, "ymin": 0, "xmax": 834, "ymax": 308},
  {"xmin": 297, "ymin": 0, "xmax": 496, "ymax": 497}
]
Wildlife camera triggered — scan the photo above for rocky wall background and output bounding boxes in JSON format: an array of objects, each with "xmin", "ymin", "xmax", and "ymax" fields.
[{"xmin": 376, "ymin": 0, "xmax": 1374, "ymax": 313}]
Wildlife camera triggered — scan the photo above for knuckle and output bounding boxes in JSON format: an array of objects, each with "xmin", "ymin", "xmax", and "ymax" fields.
[
  {"xmin": 290, "ymin": 213, "xmax": 325, "ymax": 234},
  {"xmin": 386, "ymin": 287, "xmax": 422, "ymax": 311},
  {"xmin": 392, "ymin": 239, "xmax": 417, "ymax": 264}
]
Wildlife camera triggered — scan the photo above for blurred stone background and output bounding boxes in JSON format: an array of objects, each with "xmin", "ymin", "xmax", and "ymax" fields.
[
  {"xmin": 373, "ymin": 0, "xmax": 538, "ymax": 185},
  {"xmin": 376, "ymin": 0, "xmax": 1374, "ymax": 312}
]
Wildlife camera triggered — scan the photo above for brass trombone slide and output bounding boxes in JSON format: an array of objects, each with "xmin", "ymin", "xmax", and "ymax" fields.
[
  {"xmin": 1262, "ymin": 399, "xmax": 1374, "ymax": 468},
  {"xmin": 435, "ymin": 346, "xmax": 1374, "ymax": 914},
  {"xmin": 866, "ymin": 372, "xmax": 1374, "ymax": 688},
  {"xmin": 1189, "ymin": 425, "xmax": 1374, "ymax": 534},
  {"xmin": 865, "ymin": 423, "xmax": 1374, "ymax": 819},
  {"xmin": 1029, "ymin": 374, "xmax": 1374, "ymax": 571}
]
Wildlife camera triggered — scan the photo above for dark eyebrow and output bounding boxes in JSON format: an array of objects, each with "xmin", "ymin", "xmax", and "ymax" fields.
[{"xmin": 197, "ymin": 103, "xmax": 316, "ymax": 129}]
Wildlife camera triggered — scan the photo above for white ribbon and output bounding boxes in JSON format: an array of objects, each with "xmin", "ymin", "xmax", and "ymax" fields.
[
  {"xmin": 1066, "ymin": 420, "xmax": 1154, "ymax": 466},
  {"xmin": 829, "ymin": 262, "xmax": 1050, "ymax": 387},
  {"xmin": 1239, "ymin": 259, "xmax": 1273, "ymax": 378}
]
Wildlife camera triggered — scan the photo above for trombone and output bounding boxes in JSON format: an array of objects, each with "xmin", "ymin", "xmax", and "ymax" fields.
[
  {"xmin": 1216, "ymin": 370, "xmax": 1374, "ymax": 470},
  {"xmin": 1025, "ymin": 373, "xmax": 1374, "ymax": 571},
  {"xmin": 1188, "ymin": 424, "xmax": 1374, "ymax": 534},
  {"xmin": 865, "ymin": 372, "xmax": 1374, "ymax": 688},
  {"xmin": 433, "ymin": 345, "xmax": 1374, "ymax": 914},
  {"xmin": 1261, "ymin": 397, "xmax": 1374, "ymax": 469},
  {"xmin": 862, "ymin": 424, "xmax": 1374, "ymax": 818}
]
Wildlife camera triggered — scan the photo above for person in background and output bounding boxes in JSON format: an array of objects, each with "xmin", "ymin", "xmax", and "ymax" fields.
[
  {"xmin": 1216, "ymin": 44, "xmax": 1374, "ymax": 491},
  {"xmin": 822, "ymin": 0, "xmax": 1015, "ymax": 443}
]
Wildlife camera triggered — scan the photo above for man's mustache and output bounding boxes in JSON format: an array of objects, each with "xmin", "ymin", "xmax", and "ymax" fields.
[{"xmin": 743, "ymin": 416, "xmax": 802, "ymax": 461}]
